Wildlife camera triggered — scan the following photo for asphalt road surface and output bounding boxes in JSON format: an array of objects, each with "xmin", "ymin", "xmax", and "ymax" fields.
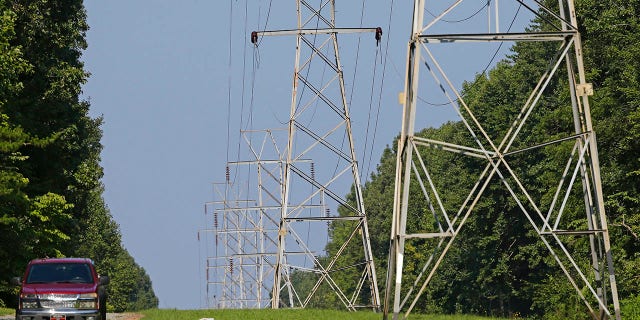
[{"xmin": 108, "ymin": 313, "xmax": 144, "ymax": 320}]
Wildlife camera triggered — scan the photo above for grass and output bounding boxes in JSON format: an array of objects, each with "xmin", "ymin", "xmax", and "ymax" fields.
[
  {"xmin": 138, "ymin": 308, "xmax": 507, "ymax": 320},
  {"xmin": 0, "ymin": 306, "xmax": 508, "ymax": 319},
  {"xmin": 0, "ymin": 307, "xmax": 13, "ymax": 316}
]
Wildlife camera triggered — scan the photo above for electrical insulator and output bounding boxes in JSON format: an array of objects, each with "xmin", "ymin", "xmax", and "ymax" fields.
[
  {"xmin": 229, "ymin": 257, "xmax": 234, "ymax": 275},
  {"xmin": 375, "ymin": 27, "xmax": 383, "ymax": 46},
  {"xmin": 214, "ymin": 211, "xmax": 219, "ymax": 229},
  {"xmin": 251, "ymin": 31, "xmax": 258, "ymax": 44},
  {"xmin": 310, "ymin": 162, "xmax": 315, "ymax": 180},
  {"xmin": 215, "ymin": 234, "xmax": 218, "ymax": 246},
  {"xmin": 326, "ymin": 208, "xmax": 331, "ymax": 226},
  {"xmin": 226, "ymin": 165, "xmax": 230, "ymax": 182}
]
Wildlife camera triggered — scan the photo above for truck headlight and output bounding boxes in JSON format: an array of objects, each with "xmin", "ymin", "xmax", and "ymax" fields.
[
  {"xmin": 20, "ymin": 293, "xmax": 39, "ymax": 309},
  {"xmin": 76, "ymin": 300, "xmax": 98, "ymax": 309},
  {"xmin": 77, "ymin": 293, "xmax": 98, "ymax": 309},
  {"xmin": 21, "ymin": 301, "xmax": 39, "ymax": 309}
]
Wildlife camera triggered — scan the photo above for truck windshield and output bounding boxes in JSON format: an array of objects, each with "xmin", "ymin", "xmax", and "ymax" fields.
[{"xmin": 26, "ymin": 263, "xmax": 93, "ymax": 284}]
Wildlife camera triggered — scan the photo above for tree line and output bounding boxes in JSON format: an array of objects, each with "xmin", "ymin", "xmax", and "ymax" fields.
[
  {"xmin": 0, "ymin": 0, "xmax": 157, "ymax": 311},
  {"xmin": 313, "ymin": 0, "xmax": 640, "ymax": 318}
]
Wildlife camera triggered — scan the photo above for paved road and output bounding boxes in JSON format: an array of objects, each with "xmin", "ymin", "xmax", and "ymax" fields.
[{"xmin": 108, "ymin": 313, "xmax": 144, "ymax": 320}]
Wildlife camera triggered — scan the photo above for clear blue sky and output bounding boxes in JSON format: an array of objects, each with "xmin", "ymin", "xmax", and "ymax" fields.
[{"xmin": 81, "ymin": 0, "xmax": 531, "ymax": 309}]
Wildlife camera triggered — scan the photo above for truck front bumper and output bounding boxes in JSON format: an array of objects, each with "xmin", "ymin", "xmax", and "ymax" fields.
[{"xmin": 16, "ymin": 308, "xmax": 101, "ymax": 320}]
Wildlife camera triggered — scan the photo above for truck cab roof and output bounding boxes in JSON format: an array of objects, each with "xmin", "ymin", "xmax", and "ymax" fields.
[{"xmin": 28, "ymin": 257, "xmax": 95, "ymax": 265}]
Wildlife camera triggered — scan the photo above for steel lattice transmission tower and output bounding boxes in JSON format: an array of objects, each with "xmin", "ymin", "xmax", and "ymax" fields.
[
  {"xmin": 203, "ymin": 129, "xmax": 293, "ymax": 308},
  {"xmin": 203, "ymin": 180, "xmax": 273, "ymax": 309},
  {"xmin": 251, "ymin": 0, "xmax": 382, "ymax": 310},
  {"xmin": 384, "ymin": 1, "xmax": 621, "ymax": 319}
]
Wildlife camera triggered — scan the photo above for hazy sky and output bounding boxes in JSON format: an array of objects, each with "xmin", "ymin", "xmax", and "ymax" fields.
[{"xmin": 81, "ymin": 0, "xmax": 531, "ymax": 309}]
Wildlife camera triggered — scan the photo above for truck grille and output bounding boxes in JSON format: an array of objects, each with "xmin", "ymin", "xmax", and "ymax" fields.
[
  {"xmin": 40, "ymin": 293, "xmax": 78, "ymax": 300},
  {"xmin": 36, "ymin": 294, "xmax": 80, "ymax": 308},
  {"xmin": 40, "ymin": 300, "xmax": 77, "ymax": 308}
]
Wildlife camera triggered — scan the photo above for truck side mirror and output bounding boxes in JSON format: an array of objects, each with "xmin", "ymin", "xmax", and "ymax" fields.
[
  {"xmin": 99, "ymin": 276, "xmax": 110, "ymax": 285},
  {"xmin": 10, "ymin": 277, "xmax": 21, "ymax": 286}
]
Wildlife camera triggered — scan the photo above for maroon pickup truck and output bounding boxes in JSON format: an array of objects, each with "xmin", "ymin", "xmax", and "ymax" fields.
[{"xmin": 11, "ymin": 258, "xmax": 109, "ymax": 320}]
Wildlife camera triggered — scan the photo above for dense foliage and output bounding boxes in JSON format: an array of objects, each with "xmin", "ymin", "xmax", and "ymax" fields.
[
  {"xmin": 0, "ymin": 0, "xmax": 157, "ymax": 311},
  {"xmin": 318, "ymin": 0, "xmax": 640, "ymax": 318}
]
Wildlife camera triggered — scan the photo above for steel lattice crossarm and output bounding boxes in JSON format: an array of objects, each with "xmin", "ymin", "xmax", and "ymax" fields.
[
  {"xmin": 420, "ymin": 31, "xmax": 574, "ymax": 42},
  {"xmin": 251, "ymin": 27, "xmax": 382, "ymax": 43},
  {"xmin": 384, "ymin": 1, "xmax": 620, "ymax": 320}
]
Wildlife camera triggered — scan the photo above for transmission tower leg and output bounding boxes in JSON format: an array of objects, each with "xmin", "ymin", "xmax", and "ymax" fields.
[
  {"xmin": 384, "ymin": 1, "xmax": 425, "ymax": 319},
  {"xmin": 565, "ymin": 0, "xmax": 621, "ymax": 317}
]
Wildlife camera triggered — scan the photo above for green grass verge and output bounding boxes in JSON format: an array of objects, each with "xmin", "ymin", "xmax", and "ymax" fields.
[
  {"xmin": 139, "ymin": 308, "xmax": 507, "ymax": 320},
  {"xmin": 0, "ymin": 307, "xmax": 14, "ymax": 316}
]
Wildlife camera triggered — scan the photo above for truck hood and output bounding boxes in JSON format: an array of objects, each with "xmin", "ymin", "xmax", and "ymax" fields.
[{"xmin": 21, "ymin": 283, "xmax": 98, "ymax": 295}]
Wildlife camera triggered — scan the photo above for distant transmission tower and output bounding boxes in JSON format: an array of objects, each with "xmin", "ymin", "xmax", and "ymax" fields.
[
  {"xmin": 203, "ymin": 129, "xmax": 291, "ymax": 308},
  {"xmin": 251, "ymin": 0, "xmax": 382, "ymax": 310},
  {"xmin": 203, "ymin": 181, "xmax": 271, "ymax": 308},
  {"xmin": 384, "ymin": 1, "xmax": 620, "ymax": 320}
]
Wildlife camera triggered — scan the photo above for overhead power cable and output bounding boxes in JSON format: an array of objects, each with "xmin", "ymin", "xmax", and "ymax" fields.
[
  {"xmin": 417, "ymin": 2, "xmax": 523, "ymax": 107},
  {"xmin": 226, "ymin": 1, "xmax": 234, "ymax": 167},
  {"xmin": 425, "ymin": 1, "xmax": 490, "ymax": 23},
  {"xmin": 364, "ymin": 0, "xmax": 396, "ymax": 179},
  {"xmin": 348, "ymin": 0, "xmax": 368, "ymax": 105},
  {"xmin": 482, "ymin": 3, "xmax": 522, "ymax": 74},
  {"xmin": 257, "ymin": 0, "xmax": 273, "ymax": 47}
]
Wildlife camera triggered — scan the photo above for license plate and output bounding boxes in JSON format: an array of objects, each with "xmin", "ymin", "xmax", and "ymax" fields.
[{"xmin": 51, "ymin": 315, "xmax": 66, "ymax": 320}]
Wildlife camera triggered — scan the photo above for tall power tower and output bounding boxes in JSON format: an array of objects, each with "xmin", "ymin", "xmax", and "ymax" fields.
[
  {"xmin": 384, "ymin": 1, "xmax": 620, "ymax": 319},
  {"xmin": 251, "ymin": 0, "xmax": 382, "ymax": 310}
]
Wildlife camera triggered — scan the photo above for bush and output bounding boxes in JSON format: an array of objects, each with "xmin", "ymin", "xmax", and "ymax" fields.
[{"xmin": 621, "ymin": 295, "xmax": 640, "ymax": 319}]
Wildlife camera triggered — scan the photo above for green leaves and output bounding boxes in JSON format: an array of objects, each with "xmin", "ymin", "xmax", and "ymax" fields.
[
  {"xmin": 74, "ymin": 187, "xmax": 159, "ymax": 312},
  {"xmin": 0, "ymin": 5, "xmax": 28, "ymax": 103},
  {"xmin": 0, "ymin": 0, "xmax": 157, "ymax": 311},
  {"xmin": 321, "ymin": 1, "xmax": 640, "ymax": 317},
  {"xmin": 27, "ymin": 192, "xmax": 73, "ymax": 257}
]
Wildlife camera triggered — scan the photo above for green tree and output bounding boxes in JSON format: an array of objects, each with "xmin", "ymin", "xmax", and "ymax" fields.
[
  {"xmin": 0, "ymin": 1, "xmax": 72, "ymax": 303},
  {"xmin": 576, "ymin": 0, "xmax": 640, "ymax": 302},
  {"xmin": 75, "ymin": 186, "xmax": 159, "ymax": 312},
  {"xmin": 0, "ymin": 0, "xmax": 158, "ymax": 310},
  {"xmin": 326, "ymin": 0, "xmax": 640, "ymax": 318}
]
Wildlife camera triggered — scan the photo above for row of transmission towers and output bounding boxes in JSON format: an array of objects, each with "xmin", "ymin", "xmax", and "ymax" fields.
[
  {"xmin": 201, "ymin": 1, "xmax": 621, "ymax": 319},
  {"xmin": 201, "ymin": 0, "xmax": 382, "ymax": 311}
]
